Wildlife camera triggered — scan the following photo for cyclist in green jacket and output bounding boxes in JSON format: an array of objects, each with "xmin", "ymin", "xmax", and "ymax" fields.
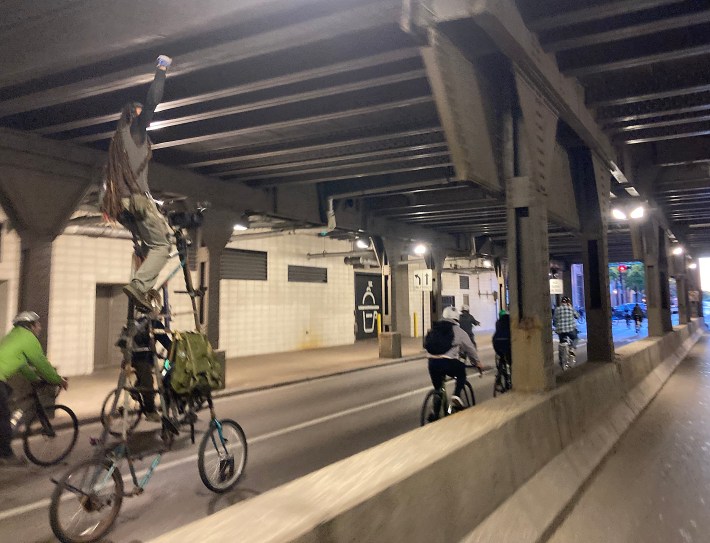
[{"xmin": 0, "ymin": 311, "xmax": 67, "ymax": 466}]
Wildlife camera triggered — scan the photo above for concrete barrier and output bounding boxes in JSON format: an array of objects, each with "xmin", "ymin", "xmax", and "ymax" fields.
[{"xmin": 150, "ymin": 320, "xmax": 704, "ymax": 543}]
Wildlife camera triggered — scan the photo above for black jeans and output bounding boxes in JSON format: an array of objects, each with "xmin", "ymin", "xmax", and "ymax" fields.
[
  {"xmin": 0, "ymin": 381, "xmax": 13, "ymax": 457},
  {"xmin": 132, "ymin": 355, "xmax": 156, "ymax": 413},
  {"xmin": 428, "ymin": 358, "xmax": 467, "ymax": 398},
  {"xmin": 558, "ymin": 331, "xmax": 578, "ymax": 350}
]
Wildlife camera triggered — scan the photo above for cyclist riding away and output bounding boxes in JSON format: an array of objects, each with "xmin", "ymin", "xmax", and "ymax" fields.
[
  {"xmin": 553, "ymin": 296, "xmax": 580, "ymax": 367},
  {"xmin": 0, "ymin": 311, "xmax": 67, "ymax": 466},
  {"xmin": 632, "ymin": 303, "xmax": 644, "ymax": 332},
  {"xmin": 100, "ymin": 55, "xmax": 173, "ymax": 312},
  {"xmin": 425, "ymin": 306, "xmax": 481, "ymax": 411},
  {"xmin": 458, "ymin": 305, "xmax": 481, "ymax": 348}
]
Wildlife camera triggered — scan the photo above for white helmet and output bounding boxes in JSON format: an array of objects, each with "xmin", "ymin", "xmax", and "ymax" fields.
[
  {"xmin": 442, "ymin": 306, "xmax": 460, "ymax": 322},
  {"xmin": 461, "ymin": 305, "xmax": 469, "ymax": 312},
  {"xmin": 13, "ymin": 311, "xmax": 40, "ymax": 326}
]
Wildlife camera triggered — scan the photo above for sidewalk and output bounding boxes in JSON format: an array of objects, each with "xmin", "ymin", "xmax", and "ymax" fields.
[{"xmin": 60, "ymin": 335, "xmax": 498, "ymax": 424}]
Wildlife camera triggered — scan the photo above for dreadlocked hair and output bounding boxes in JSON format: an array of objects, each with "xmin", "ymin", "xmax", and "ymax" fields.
[{"xmin": 100, "ymin": 103, "xmax": 152, "ymax": 221}]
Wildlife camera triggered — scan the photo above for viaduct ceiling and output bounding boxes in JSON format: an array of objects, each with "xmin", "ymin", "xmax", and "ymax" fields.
[{"xmin": 0, "ymin": 0, "xmax": 708, "ymax": 261}]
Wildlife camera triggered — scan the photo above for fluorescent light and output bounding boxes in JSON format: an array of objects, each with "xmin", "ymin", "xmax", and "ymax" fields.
[
  {"xmin": 356, "ymin": 238, "xmax": 369, "ymax": 249},
  {"xmin": 688, "ymin": 263, "xmax": 698, "ymax": 270},
  {"xmin": 629, "ymin": 206, "xmax": 645, "ymax": 219},
  {"xmin": 672, "ymin": 246, "xmax": 684, "ymax": 255},
  {"xmin": 413, "ymin": 244, "xmax": 427, "ymax": 255},
  {"xmin": 610, "ymin": 192, "xmax": 617, "ymax": 199},
  {"xmin": 625, "ymin": 187, "xmax": 640, "ymax": 197},
  {"xmin": 483, "ymin": 259, "xmax": 492, "ymax": 268},
  {"xmin": 233, "ymin": 223, "xmax": 248, "ymax": 231},
  {"xmin": 611, "ymin": 208, "xmax": 627, "ymax": 220}
]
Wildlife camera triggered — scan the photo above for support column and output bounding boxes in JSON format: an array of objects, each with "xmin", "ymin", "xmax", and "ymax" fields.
[
  {"xmin": 676, "ymin": 274, "xmax": 689, "ymax": 325},
  {"xmin": 507, "ymin": 176, "xmax": 555, "ymax": 391},
  {"xmin": 569, "ymin": 150, "xmax": 614, "ymax": 362},
  {"xmin": 0, "ymin": 156, "xmax": 94, "ymax": 350},
  {"xmin": 425, "ymin": 248, "xmax": 446, "ymax": 325},
  {"xmin": 195, "ymin": 208, "xmax": 237, "ymax": 349},
  {"xmin": 634, "ymin": 220, "xmax": 673, "ymax": 336},
  {"xmin": 381, "ymin": 239, "xmax": 411, "ymax": 335},
  {"xmin": 505, "ymin": 73, "xmax": 558, "ymax": 392}
]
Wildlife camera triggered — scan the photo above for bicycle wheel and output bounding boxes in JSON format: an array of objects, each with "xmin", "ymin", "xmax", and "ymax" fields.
[
  {"xmin": 198, "ymin": 419, "xmax": 247, "ymax": 493},
  {"xmin": 100, "ymin": 387, "xmax": 141, "ymax": 437},
  {"xmin": 461, "ymin": 381, "xmax": 475, "ymax": 408},
  {"xmin": 420, "ymin": 390, "xmax": 446, "ymax": 426},
  {"xmin": 49, "ymin": 458, "xmax": 123, "ymax": 543},
  {"xmin": 23, "ymin": 405, "xmax": 78, "ymax": 466}
]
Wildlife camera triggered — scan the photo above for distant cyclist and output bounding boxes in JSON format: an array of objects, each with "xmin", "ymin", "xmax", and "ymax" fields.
[
  {"xmin": 553, "ymin": 297, "xmax": 579, "ymax": 367},
  {"xmin": 458, "ymin": 305, "xmax": 481, "ymax": 347},
  {"xmin": 0, "ymin": 312, "xmax": 67, "ymax": 466},
  {"xmin": 492, "ymin": 310, "xmax": 512, "ymax": 365},
  {"xmin": 632, "ymin": 303, "xmax": 644, "ymax": 332},
  {"xmin": 425, "ymin": 306, "xmax": 480, "ymax": 411}
]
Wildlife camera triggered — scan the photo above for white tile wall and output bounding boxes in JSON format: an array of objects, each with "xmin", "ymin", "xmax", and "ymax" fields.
[
  {"xmin": 48, "ymin": 234, "xmax": 198, "ymax": 376},
  {"xmin": 219, "ymin": 232, "xmax": 355, "ymax": 358},
  {"xmin": 407, "ymin": 261, "xmax": 499, "ymax": 336},
  {"xmin": 0, "ymin": 216, "xmax": 21, "ymax": 335}
]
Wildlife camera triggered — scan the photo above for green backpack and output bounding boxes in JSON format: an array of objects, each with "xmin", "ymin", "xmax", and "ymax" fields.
[{"xmin": 169, "ymin": 331, "xmax": 224, "ymax": 395}]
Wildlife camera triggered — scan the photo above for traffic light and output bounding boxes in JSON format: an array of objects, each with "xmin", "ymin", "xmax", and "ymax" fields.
[{"xmin": 618, "ymin": 264, "xmax": 627, "ymax": 273}]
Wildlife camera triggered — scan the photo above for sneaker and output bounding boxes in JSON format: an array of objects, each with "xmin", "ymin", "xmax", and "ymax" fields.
[
  {"xmin": 122, "ymin": 283, "xmax": 152, "ymax": 312},
  {"xmin": 144, "ymin": 411, "xmax": 162, "ymax": 423},
  {"xmin": 450, "ymin": 396, "xmax": 465, "ymax": 411},
  {"xmin": 0, "ymin": 454, "xmax": 27, "ymax": 467}
]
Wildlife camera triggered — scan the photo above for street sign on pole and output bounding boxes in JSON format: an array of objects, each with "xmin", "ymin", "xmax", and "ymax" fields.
[
  {"xmin": 412, "ymin": 269, "xmax": 433, "ymax": 292},
  {"xmin": 549, "ymin": 278, "xmax": 564, "ymax": 295}
]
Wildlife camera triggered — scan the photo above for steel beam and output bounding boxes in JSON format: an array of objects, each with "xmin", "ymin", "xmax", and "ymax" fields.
[
  {"xmin": 186, "ymin": 127, "xmax": 444, "ymax": 169},
  {"xmin": 564, "ymin": 44, "xmax": 710, "ymax": 78},
  {"xmin": 526, "ymin": 0, "xmax": 682, "ymax": 32},
  {"xmin": 652, "ymin": 137, "xmax": 710, "ymax": 166},
  {"xmin": 543, "ymin": 10, "xmax": 710, "ymax": 53},
  {"xmin": 73, "ymin": 96, "xmax": 434, "ymax": 147},
  {"xmin": 0, "ymin": 0, "xmax": 351, "ymax": 89},
  {"xmin": 432, "ymin": 0, "xmax": 616, "ymax": 167},
  {"xmin": 0, "ymin": 1, "xmax": 401, "ymax": 117},
  {"xmin": 35, "ymin": 48, "xmax": 422, "ymax": 136}
]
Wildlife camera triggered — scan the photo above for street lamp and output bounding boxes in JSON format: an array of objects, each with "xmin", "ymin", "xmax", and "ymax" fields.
[
  {"xmin": 413, "ymin": 244, "xmax": 427, "ymax": 256},
  {"xmin": 672, "ymin": 246, "xmax": 684, "ymax": 256},
  {"xmin": 688, "ymin": 262, "xmax": 698, "ymax": 270},
  {"xmin": 356, "ymin": 238, "xmax": 370, "ymax": 249}
]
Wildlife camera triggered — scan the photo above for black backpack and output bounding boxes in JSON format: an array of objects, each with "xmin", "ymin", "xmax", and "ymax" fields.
[{"xmin": 424, "ymin": 320, "xmax": 455, "ymax": 355}]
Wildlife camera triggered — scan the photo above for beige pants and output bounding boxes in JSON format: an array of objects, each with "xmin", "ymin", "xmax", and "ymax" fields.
[{"xmin": 122, "ymin": 195, "xmax": 171, "ymax": 294}]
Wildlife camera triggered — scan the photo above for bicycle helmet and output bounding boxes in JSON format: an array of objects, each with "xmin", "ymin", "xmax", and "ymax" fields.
[
  {"xmin": 499, "ymin": 309, "xmax": 508, "ymax": 318},
  {"xmin": 13, "ymin": 311, "xmax": 40, "ymax": 326},
  {"xmin": 461, "ymin": 305, "xmax": 470, "ymax": 312},
  {"xmin": 442, "ymin": 306, "xmax": 460, "ymax": 322}
]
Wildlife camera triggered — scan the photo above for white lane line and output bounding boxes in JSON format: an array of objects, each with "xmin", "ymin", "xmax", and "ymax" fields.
[{"xmin": 0, "ymin": 384, "xmax": 438, "ymax": 522}]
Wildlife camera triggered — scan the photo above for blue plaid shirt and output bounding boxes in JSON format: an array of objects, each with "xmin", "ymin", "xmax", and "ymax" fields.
[{"xmin": 553, "ymin": 305, "xmax": 579, "ymax": 334}]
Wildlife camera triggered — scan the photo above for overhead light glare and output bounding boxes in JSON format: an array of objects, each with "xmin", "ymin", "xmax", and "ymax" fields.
[
  {"xmin": 233, "ymin": 223, "xmax": 248, "ymax": 231},
  {"xmin": 625, "ymin": 186, "xmax": 640, "ymax": 197},
  {"xmin": 611, "ymin": 208, "xmax": 627, "ymax": 220},
  {"xmin": 413, "ymin": 244, "xmax": 427, "ymax": 256},
  {"xmin": 688, "ymin": 263, "xmax": 698, "ymax": 270},
  {"xmin": 629, "ymin": 206, "xmax": 645, "ymax": 219},
  {"xmin": 672, "ymin": 246, "xmax": 684, "ymax": 255},
  {"xmin": 356, "ymin": 238, "xmax": 369, "ymax": 249}
]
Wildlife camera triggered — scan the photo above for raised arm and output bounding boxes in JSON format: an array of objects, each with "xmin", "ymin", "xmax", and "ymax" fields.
[{"xmin": 133, "ymin": 55, "xmax": 172, "ymax": 136}]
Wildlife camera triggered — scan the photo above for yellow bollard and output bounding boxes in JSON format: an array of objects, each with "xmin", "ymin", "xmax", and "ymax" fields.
[
  {"xmin": 376, "ymin": 313, "xmax": 382, "ymax": 335},
  {"xmin": 413, "ymin": 312, "xmax": 419, "ymax": 338}
]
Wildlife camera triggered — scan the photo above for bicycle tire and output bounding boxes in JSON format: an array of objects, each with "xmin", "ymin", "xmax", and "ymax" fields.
[
  {"xmin": 462, "ymin": 381, "xmax": 475, "ymax": 408},
  {"xmin": 100, "ymin": 387, "xmax": 141, "ymax": 437},
  {"xmin": 49, "ymin": 458, "xmax": 123, "ymax": 543},
  {"xmin": 23, "ymin": 404, "xmax": 78, "ymax": 466},
  {"xmin": 198, "ymin": 419, "xmax": 247, "ymax": 493},
  {"xmin": 420, "ymin": 389, "xmax": 446, "ymax": 426}
]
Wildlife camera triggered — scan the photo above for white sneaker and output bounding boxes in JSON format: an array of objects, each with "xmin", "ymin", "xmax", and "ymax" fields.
[{"xmin": 450, "ymin": 396, "xmax": 465, "ymax": 411}]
